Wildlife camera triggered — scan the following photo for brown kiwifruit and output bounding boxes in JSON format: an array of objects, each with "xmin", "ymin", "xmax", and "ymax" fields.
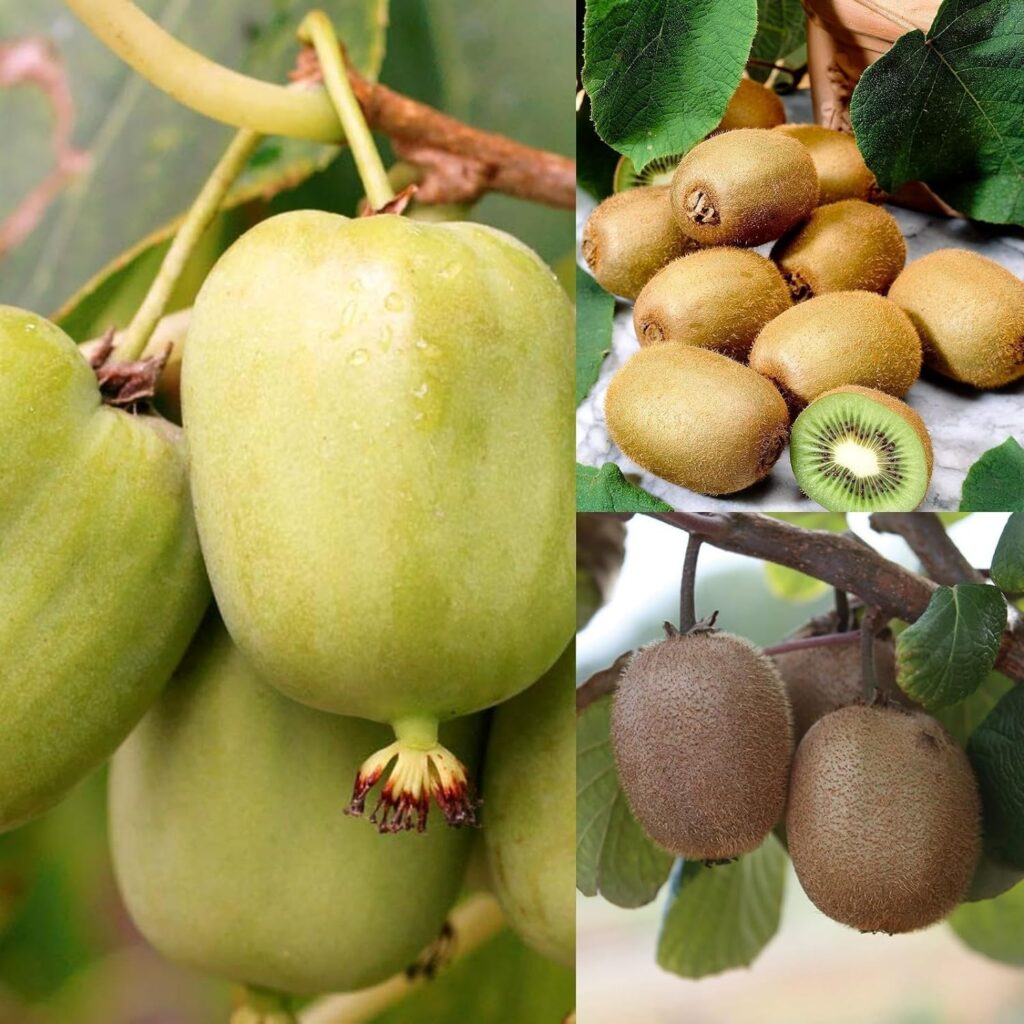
[
  {"xmin": 771, "ymin": 199, "xmax": 906, "ymax": 300},
  {"xmin": 786, "ymin": 704, "xmax": 981, "ymax": 933},
  {"xmin": 715, "ymin": 78, "xmax": 786, "ymax": 132},
  {"xmin": 774, "ymin": 124, "xmax": 882, "ymax": 205},
  {"xmin": 604, "ymin": 344, "xmax": 790, "ymax": 496},
  {"xmin": 748, "ymin": 291, "xmax": 922, "ymax": 412},
  {"xmin": 633, "ymin": 248, "xmax": 792, "ymax": 359},
  {"xmin": 611, "ymin": 627, "xmax": 793, "ymax": 860},
  {"xmin": 670, "ymin": 129, "xmax": 819, "ymax": 247},
  {"xmin": 581, "ymin": 186, "xmax": 699, "ymax": 300},
  {"xmin": 888, "ymin": 248, "xmax": 1024, "ymax": 389}
]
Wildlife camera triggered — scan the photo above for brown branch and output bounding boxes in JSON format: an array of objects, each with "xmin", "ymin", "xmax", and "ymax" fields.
[
  {"xmin": 764, "ymin": 630, "xmax": 861, "ymax": 657},
  {"xmin": 576, "ymin": 651, "xmax": 632, "ymax": 713},
  {"xmin": 869, "ymin": 513, "xmax": 984, "ymax": 584}
]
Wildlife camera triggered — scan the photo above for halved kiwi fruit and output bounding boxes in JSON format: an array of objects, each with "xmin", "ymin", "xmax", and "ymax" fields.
[
  {"xmin": 888, "ymin": 248, "xmax": 1024, "ymax": 389},
  {"xmin": 748, "ymin": 291, "xmax": 922, "ymax": 412},
  {"xmin": 604, "ymin": 344, "xmax": 790, "ymax": 496},
  {"xmin": 670, "ymin": 129, "xmax": 819, "ymax": 247},
  {"xmin": 613, "ymin": 152, "xmax": 685, "ymax": 193},
  {"xmin": 771, "ymin": 199, "xmax": 906, "ymax": 300},
  {"xmin": 633, "ymin": 247, "xmax": 792, "ymax": 359},
  {"xmin": 789, "ymin": 385, "xmax": 933, "ymax": 511},
  {"xmin": 774, "ymin": 124, "xmax": 882, "ymax": 205}
]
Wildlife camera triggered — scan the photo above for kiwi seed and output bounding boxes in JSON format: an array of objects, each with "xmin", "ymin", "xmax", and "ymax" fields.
[{"xmin": 774, "ymin": 124, "xmax": 883, "ymax": 205}]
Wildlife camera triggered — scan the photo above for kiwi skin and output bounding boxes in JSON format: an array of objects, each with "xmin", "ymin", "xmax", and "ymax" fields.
[
  {"xmin": 748, "ymin": 291, "xmax": 922, "ymax": 413},
  {"xmin": 786, "ymin": 703, "xmax": 981, "ymax": 934},
  {"xmin": 670, "ymin": 129, "xmax": 819, "ymax": 247},
  {"xmin": 605, "ymin": 344, "xmax": 790, "ymax": 496},
  {"xmin": 612, "ymin": 629, "xmax": 793, "ymax": 860},
  {"xmin": 634, "ymin": 248, "xmax": 792, "ymax": 360},
  {"xmin": 715, "ymin": 78, "xmax": 786, "ymax": 132},
  {"xmin": 771, "ymin": 199, "xmax": 906, "ymax": 300},
  {"xmin": 888, "ymin": 248, "xmax": 1024, "ymax": 389},
  {"xmin": 774, "ymin": 124, "xmax": 882, "ymax": 205},
  {"xmin": 581, "ymin": 186, "xmax": 699, "ymax": 300}
]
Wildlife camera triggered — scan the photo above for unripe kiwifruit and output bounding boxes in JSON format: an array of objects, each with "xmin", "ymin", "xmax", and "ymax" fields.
[
  {"xmin": 634, "ymin": 248, "xmax": 792, "ymax": 359},
  {"xmin": 604, "ymin": 345, "xmax": 790, "ymax": 496},
  {"xmin": 612, "ymin": 628, "xmax": 793, "ymax": 860},
  {"xmin": 581, "ymin": 186, "xmax": 699, "ymax": 300},
  {"xmin": 887, "ymin": 248, "xmax": 1024, "ymax": 389},
  {"xmin": 774, "ymin": 124, "xmax": 882, "ymax": 205},
  {"xmin": 786, "ymin": 704, "xmax": 981, "ymax": 933},
  {"xmin": 670, "ymin": 129, "xmax": 819, "ymax": 247},
  {"xmin": 771, "ymin": 199, "xmax": 906, "ymax": 300},
  {"xmin": 715, "ymin": 77, "xmax": 786, "ymax": 132},
  {"xmin": 748, "ymin": 291, "xmax": 922, "ymax": 412}
]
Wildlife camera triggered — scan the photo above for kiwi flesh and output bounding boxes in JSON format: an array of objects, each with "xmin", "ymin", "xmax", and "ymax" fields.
[
  {"xmin": 670, "ymin": 129, "xmax": 819, "ymax": 247},
  {"xmin": 634, "ymin": 248, "xmax": 792, "ymax": 359},
  {"xmin": 790, "ymin": 385, "xmax": 933, "ymax": 512},
  {"xmin": 715, "ymin": 78, "xmax": 787, "ymax": 133},
  {"xmin": 612, "ymin": 628, "xmax": 793, "ymax": 860},
  {"xmin": 786, "ymin": 704, "xmax": 981, "ymax": 933},
  {"xmin": 771, "ymin": 199, "xmax": 906, "ymax": 300},
  {"xmin": 774, "ymin": 124, "xmax": 882, "ymax": 205},
  {"xmin": 605, "ymin": 344, "xmax": 790, "ymax": 496},
  {"xmin": 582, "ymin": 186, "xmax": 700, "ymax": 300},
  {"xmin": 613, "ymin": 152, "xmax": 685, "ymax": 193},
  {"xmin": 888, "ymin": 248, "xmax": 1024, "ymax": 389},
  {"xmin": 748, "ymin": 291, "xmax": 922, "ymax": 413}
]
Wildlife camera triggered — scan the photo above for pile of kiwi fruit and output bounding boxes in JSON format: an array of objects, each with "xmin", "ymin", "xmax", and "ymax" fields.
[
  {"xmin": 582, "ymin": 77, "xmax": 1024, "ymax": 511},
  {"xmin": 611, "ymin": 617, "xmax": 982, "ymax": 934}
]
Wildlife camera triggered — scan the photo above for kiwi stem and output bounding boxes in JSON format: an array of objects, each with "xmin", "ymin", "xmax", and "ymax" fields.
[
  {"xmin": 298, "ymin": 12, "xmax": 394, "ymax": 210},
  {"xmin": 115, "ymin": 127, "xmax": 263, "ymax": 363},
  {"xmin": 679, "ymin": 536, "xmax": 703, "ymax": 632},
  {"xmin": 834, "ymin": 589, "xmax": 851, "ymax": 632},
  {"xmin": 869, "ymin": 513, "xmax": 985, "ymax": 585},
  {"xmin": 860, "ymin": 608, "xmax": 883, "ymax": 701}
]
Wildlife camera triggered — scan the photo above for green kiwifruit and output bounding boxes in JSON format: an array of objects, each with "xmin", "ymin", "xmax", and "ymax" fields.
[
  {"xmin": 790, "ymin": 385, "xmax": 933, "ymax": 512},
  {"xmin": 611, "ymin": 627, "xmax": 793, "ymax": 860},
  {"xmin": 613, "ymin": 152, "xmax": 685, "ymax": 193},
  {"xmin": 786, "ymin": 704, "xmax": 981, "ymax": 933},
  {"xmin": 748, "ymin": 291, "xmax": 922, "ymax": 412},
  {"xmin": 582, "ymin": 186, "xmax": 700, "ymax": 300},
  {"xmin": 888, "ymin": 248, "xmax": 1024, "ymax": 389},
  {"xmin": 774, "ymin": 124, "xmax": 882, "ymax": 205},
  {"xmin": 670, "ymin": 129, "xmax": 819, "ymax": 247},
  {"xmin": 715, "ymin": 78, "xmax": 787, "ymax": 133},
  {"xmin": 771, "ymin": 199, "xmax": 906, "ymax": 300},
  {"xmin": 604, "ymin": 344, "xmax": 790, "ymax": 496},
  {"xmin": 633, "ymin": 248, "xmax": 792, "ymax": 360}
]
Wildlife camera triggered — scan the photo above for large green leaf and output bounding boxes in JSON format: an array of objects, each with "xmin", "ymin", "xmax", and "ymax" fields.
[
  {"xmin": 961, "ymin": 438, "xmax": 1024, "ymax": 511},
  {"xmin": 576, "ymin": 267, "xmax": 614, "ymax": 406},
  {"xmin": 950, "ymin": 879, "xmax": 1024, "ymax": 964},
  {"xmin": 577, "ymin": 463, "xmax": 672, "ymax": 513},
  {"xmin": 992, "ymin": 512, "xmax": 1024, "ymax": 592},
  {"xmin": 749, "ymin": 0, "xmax": 806, "ymax": 84}
]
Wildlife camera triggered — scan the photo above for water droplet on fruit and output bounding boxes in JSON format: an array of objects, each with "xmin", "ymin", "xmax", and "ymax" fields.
[
  {"xmin": 378, "ymin": 326, "xmax": 393, "ymax": 352},
  {"xmin": 414, "ymin": 339, "xmax": 442, "ymax": 359},
  {"xmin": 440, "ymin": 262, "xmax": 463, "ymax": 280},
  {"xmin": 348, "ymin": 349, "xmax": 369, "ymax": 366},
  {"xmin": 412, "ymin": 382, "xmax": 429, "ymax": 399},
  {"xmin": 338, "ymin": 302, "xmax": 356, "ymax": 326},
  {"xmin": 384, "ymin": 292, "xmax": 405, "ymax": 312}
]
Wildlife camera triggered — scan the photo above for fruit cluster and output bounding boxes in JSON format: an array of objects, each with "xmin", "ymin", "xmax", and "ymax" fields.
[
  {"xmin": 611, "ymin": 626, "xmax": 981, "ymax": 934},
  {"xmin": 582, "ymin": 79, "xmax": 1024, "ymax": 511}
]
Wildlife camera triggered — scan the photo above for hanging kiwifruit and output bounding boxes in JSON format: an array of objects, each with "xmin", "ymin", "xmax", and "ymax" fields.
[
  {"xmin": 771, "ymin": 199, "xmax": 906, "ymax": 300},
  {"xmin": 582, "ymin": 186, "xmax": 700, "ymax": 300},
  {"xmin": 748, "ymin": 291, "xmax": 922, "ymax": 412},
  {"xmin": 612, "ymin": 627, "xmax": 793, "ymax": 860},
  {"xmin": 670, "ymin": 129, "xmax": 819, "ymax": 247},
  {"xmin": 633, "ymin": 248, "xmax": 792, "ymax": 360},
  {"xmin": 604, "ymin": 344, "xmax": 790, "ymax": 496},
  {"xmin": 715, "ymin": 77, "xmax": 787, "ymax": 133},
  {"xmin": 786, "ymin": 704, "xmax": 981, "ymax": 933},
  {"xmin": 888, "ymin": 248, "xmax": 1024, "ymax": 389},
  {"xmin": 789, "ymin": 385, "xmax": 933, "ymax": 512},
  {"xmin": 774, "ymin": 124, "xmax": 882, "ymax": 205}
]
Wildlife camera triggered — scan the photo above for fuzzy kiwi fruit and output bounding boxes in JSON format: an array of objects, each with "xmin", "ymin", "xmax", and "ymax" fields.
[
  {"xmin": 774, "ymin": 125, "xmax": 882, "ymax": 205},
  {"xmin": 634, "ymin": 248, "xmax": 792, "ymax": 359},
  {"xmin": 790, "ymin": 385, "xmax": 932, "ymax": 512},
  {"xmin": 612, "ymin": 627, "xmax": 793, "ymax": 860},
  {"xmin": 786, "ymin": 704, "xmax": 981, "ymax": 933},
  {"xmin": 715, "ymin": 78, "xmax": 786, "ymax": 133},
  {"xmin": 604, "ymin": 344, "xmax": 790, "ymax": 496},
  {"xmin": 772, "ymin": 199, "xmax": 906, "ymax": 300},
  {"xmin": 748, "ymin": 291, "xmax": 921, "ymax": 412},
  {"xmin": 888, "ymin": 248, "xmax": 1024, "ymax": 389},
  {"xmin": 670, "ymin": 129, "xmax": 819, "ymax": 247},
  {"xmin": 582, "ymin": 186, "xmax": 699, "ymax": 300}
]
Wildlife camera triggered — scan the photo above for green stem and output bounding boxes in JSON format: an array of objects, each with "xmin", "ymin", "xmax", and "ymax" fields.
[
  {"xmin": 297, "ymin": 12, "xmax": 394, "ymax": 210},
  {"xmin": 115, "ymin": 127, "xmax": 262, "ymax": 362},
  {"xmin": 392, "ymin": 716, "xmax": 440, "ymax": 750}
]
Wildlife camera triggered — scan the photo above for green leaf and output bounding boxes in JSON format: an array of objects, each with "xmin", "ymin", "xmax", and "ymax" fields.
[
  {"xmin": 749, "ymin": 0, "xmax": 806, "ymax": 83},
  {"xmin": 577, "ymin": 94, "xmax": 620, "ymax": 201},
  {"xmin": 933, "ymin": 670, "xmax": 1015, "ymax": 746},
  {"xmin": 576, "ymin": 696, "xmax": 674, "ymax": 908},
  {"xmin": 849, "ymin": 0, "xmax": 1024, "ymax": 225},
  {"xmin": 763, "ymin": 563, "xmax": 828, "ymax": 602},
  {"xmin": 895, "ymin": 584, "xmax": 1007, "ymax": 709},
  {"xmin": 992, "ymin": 513, "xmax": 1024, "ymax": 592},
  {"xmin": 576, "ymin": 268, "xmax": 615, "ymax": 406},
  {"xmin": 577, "ymin": 463, "xmax": 672, "ymax": 513},
  {"xmin": 950, "ymin": 879, "xmax": 1024, "ymax": 963},
  {"xmin": 582, "ymin": 0, "xmax": 758, "ymax": 170},
  {"xmin": 968, "ymin": 685, "xmax": 1024, "ymax": 869},
  {"xmin": 656, "ymin": 835, "xmax": 786, "ymax": 979},
  {"xmin": 961, "ymin": 439, "xmax": 1024, "ymax": 511}
]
